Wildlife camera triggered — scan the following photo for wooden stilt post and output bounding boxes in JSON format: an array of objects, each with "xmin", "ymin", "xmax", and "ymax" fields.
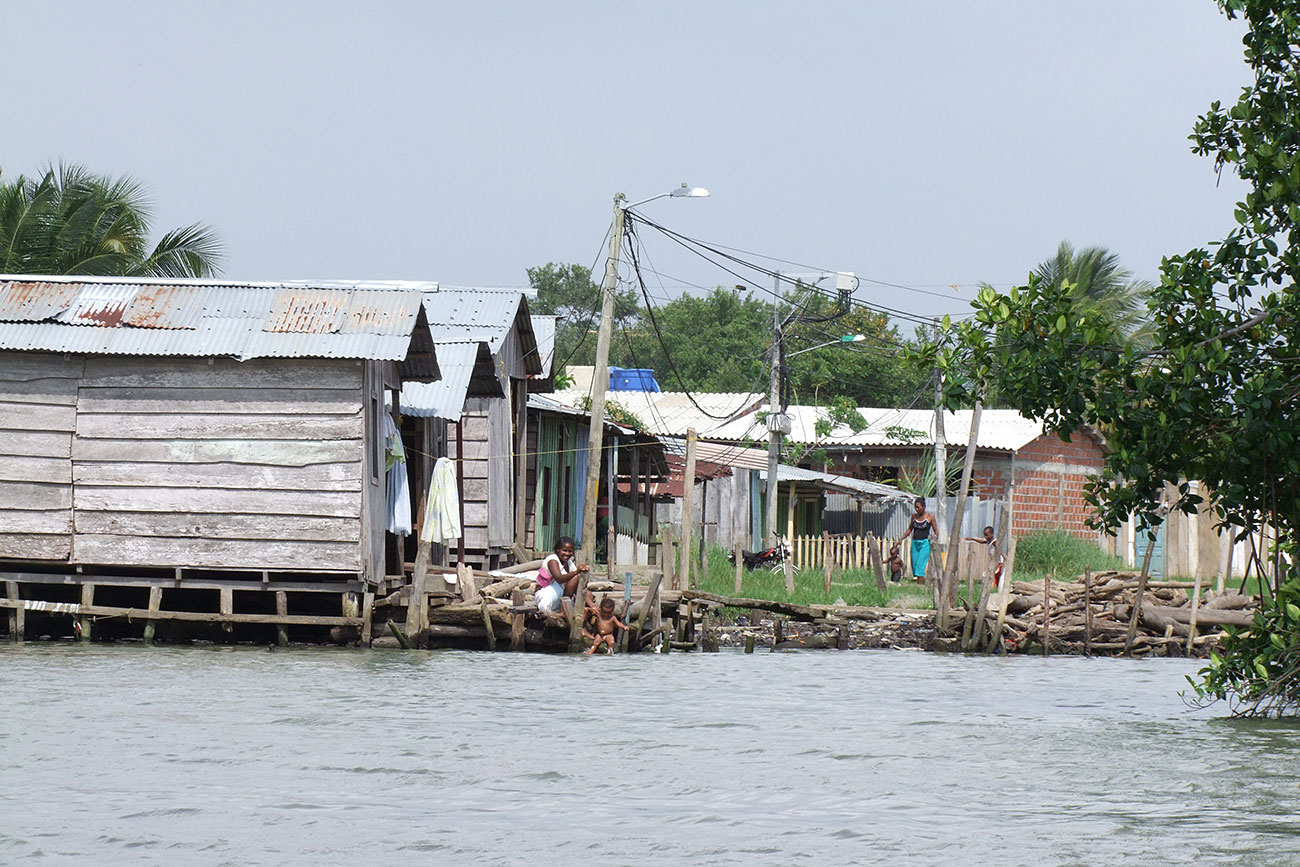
[
  {"xmin": 275, "ymin": 591, "xmax": 289, "ymax": 647},
  {"xmin": 6, "ymin": 581, "xmax": 21, "ymax": 642},
  {"xmin": 78, "ymin": 584, "xmax": 94, "ymax": 642},
  {"xmin": 1186, "ymin": 570, "xmax": 1205, "ymax": 656},
  {"xmin": 631, "ymin": 573, "xmax": 660, "ymax": 653},
  {"xmin": 480, "ymin": 596, "xmax": 497, "ymax": 651},
  {"xmin": 1083, "ymin": 566, "xmax": 1092, "ymax": 656},
  {"xmin": 142, "ymin": 586, "xmax": 162, "ymax": 645},
  {"xmin": 1042, "ymin": 573, "xmax": 1051, "ymax": 657},
  {"xmin": 662, "ymin": 524, "xmax": 676, "ymax": 590},
  {"xmin": 219, "ymin": 587, "xmax": 233, "ymax": 637},
  {"xmin": 360, "ymin": 590, "xmax": 374, "ymax": 645}
]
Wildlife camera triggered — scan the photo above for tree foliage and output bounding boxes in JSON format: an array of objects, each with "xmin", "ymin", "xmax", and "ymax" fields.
[
  {"xmin": 615, "ymin": 288, "xmax": 772, "ymax": 393},
  {"xmin": 1034, "ymin": 240, "xmax": 1155, "ymax": 346},
  {"xmin": 0, "ymin": 164, "xmax": 223, "ymax": 277},
  {"xmin": 527, "ymin": 262, "xmax": 639, "ymax": 370},
  {"xmin": 922, "ymin": 0, "xmax": 1300, "ymax": 715}
]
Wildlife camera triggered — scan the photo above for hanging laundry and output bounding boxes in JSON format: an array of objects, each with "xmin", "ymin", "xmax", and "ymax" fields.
[
  {"xmin": 382, "ymin": 413, "xmax": 412, "ymax": 536},
  {"xmin": 422, "ymin": 455, "xmax": 462, "ymax": 546}
]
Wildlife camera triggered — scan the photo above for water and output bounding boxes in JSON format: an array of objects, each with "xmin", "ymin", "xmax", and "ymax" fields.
[{"xmin": 2, "ymin": 645, "xmax": 1299, "ymax": 866}]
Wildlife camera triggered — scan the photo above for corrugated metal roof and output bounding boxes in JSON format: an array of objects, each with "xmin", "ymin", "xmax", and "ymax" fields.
[
  {"xmin": 0, "ymin": 281, "xmax": 81, "ymax": 322},
  {"xmin": 530, "ymin": 315, "xmax": 556, "ymax": 377},
  {"xmin": 554, "ymin": 385, "xmax": 1058, "ymax": 453},
  {"xmin": 423, "ymin": 288, "xmax": 523, "ymax": 350},
  {"xmin": 53, "ymin": 283, "xmax": 139, "ymax": 327},
  {"xmin": 0, "ymin": 277, "xmax": 428, "ymax": 362},
  {"xmin": 397, "ymin": 342, "xmax": 483, "ymax": 420},
  {"xmin": 657, "ymin": 437, "xmax": 910, "ymax": 501}
]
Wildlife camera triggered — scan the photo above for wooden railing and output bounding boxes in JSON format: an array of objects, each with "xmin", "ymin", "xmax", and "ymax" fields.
[{"xmin": 787, "ymin": 533, "xmax": 1001, "ymax": 584}]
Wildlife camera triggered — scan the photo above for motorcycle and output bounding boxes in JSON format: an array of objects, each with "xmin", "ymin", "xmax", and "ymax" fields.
[{"xmin": 727, "ymin": 542, "xmax": 789, "ymax": 572}]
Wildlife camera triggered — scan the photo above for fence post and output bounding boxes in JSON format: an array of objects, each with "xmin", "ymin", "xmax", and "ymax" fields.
[{"xmin": 823, "ymin": 530, "xmax": 832, "ymax": 594}]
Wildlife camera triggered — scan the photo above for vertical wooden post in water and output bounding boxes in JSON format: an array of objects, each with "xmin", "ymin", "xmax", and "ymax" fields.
[
  {"xmin": 275, "ymin": 591, "xmax": 289, "ymax": 647},
  {"xmin": 1042, "ymin": 573, "xmax": 1051, "ymax": 657},
  {"xmin": 219, "ymin": 587, "xmax": 233, "ymax": 637},
  {"xmin": 480, "ymin": 596, "xmax": 497, "ymax": 651},
  {"xmin": 1083, "ymin": 566, "xmax": 1092, "ymax": 657},
  {"xmin": 6, "ymin": 580, "xmax": 22, "ymax": 641},
  {"xmin": 78, "ymin": 584, "xmax": 94, "ymax": 642},
  {"xmin": 142, "ymin": 586, "xmax": 162, "ymax": 645},
  {"xmin": 1186, "ymin": 570, "xmax": 1205, "ymax": 656},
  {"xmin": 360, "ymin": 590, "xmax": 374, "ymax": 646},
  {"xmin": 679, "ymin": 429, "xmax": 698, "ymax": 592},
  {"xmin": 632, "ymin": 573, "xmax": 660, "ymax": 653}
]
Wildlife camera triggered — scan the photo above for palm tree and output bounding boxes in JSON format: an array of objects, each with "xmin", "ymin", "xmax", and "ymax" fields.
[
  {"xmin": 0, "ymin": 164, "xmax": 223, "ymax": 277},
  {"xmin": 1034, "ymin": 241, "xmax": 1153, "ymax": 344}
]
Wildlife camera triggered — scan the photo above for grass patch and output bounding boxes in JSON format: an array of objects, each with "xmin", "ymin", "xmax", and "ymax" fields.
[
  {"xmin": 1013, "ymin": 530, "xmax": 1126, "ymax": 579},
  {"xmin": 693, "ymin": 546, "xmax": 932, "ymax": 609}
]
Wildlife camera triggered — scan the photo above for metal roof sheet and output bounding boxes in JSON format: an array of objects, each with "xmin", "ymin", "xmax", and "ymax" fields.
[
  {"xmin": 554, "ymin": 386, "xmax": 1057, "ymax": 453},
  {"xmin": 0, "ymin": 277, "xmax": 428, "ymax": 361},
  {"xmin": 530, "ymin": 315, "xmax": 556, "ymax": 377},
  {"xmin": 423, "ymin": 288, "xmax": 523, "ymax": 350},
  {"xmin": 397, "ymin": 342, "xmax": 484, "ymax": 420}
]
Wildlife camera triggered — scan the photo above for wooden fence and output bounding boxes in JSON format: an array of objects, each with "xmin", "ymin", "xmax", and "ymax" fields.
[{"xmin": 788, "ymin": 532, "xmax": 1001, "ymax": 583}]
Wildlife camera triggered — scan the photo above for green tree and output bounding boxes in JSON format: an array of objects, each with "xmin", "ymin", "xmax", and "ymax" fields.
[
  {"xmin": 0, "ymin": 164, "xmax": 223, "ymax": 277},
  {"xmin": 616, "ymin": 287, "xmax": 771, "ymax": 392},
  {"xmin": 921, "ymin": 0, "xmax": 1300, "ymax": 715},
  {"xmin": 782, "ymin": 289, "xmax": 926, "ymax": 407},
  {"xmin": 1033, "ymin": 241, "xmax": 1154, "ymax": 345},
  {"xmin": 526, "ymin": 262, "xmax": 640, "ymax": 370}
]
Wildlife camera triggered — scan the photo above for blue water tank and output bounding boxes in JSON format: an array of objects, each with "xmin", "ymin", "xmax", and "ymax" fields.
[{"xmin": 609, "ymin": 367, "xmax": 661, "ymax": 392}]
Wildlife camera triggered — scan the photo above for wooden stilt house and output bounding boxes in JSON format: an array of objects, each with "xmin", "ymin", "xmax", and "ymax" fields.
[
  {"xmin": 0, "ymin": 276, "xmax": 439, "ymax": 642},
  {"xmin": 397, "ymin": 288, "xmax": 541, "ymax": 570}
]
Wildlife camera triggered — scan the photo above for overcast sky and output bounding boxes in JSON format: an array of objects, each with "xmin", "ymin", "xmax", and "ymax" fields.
[{"xmin": 3, "ymin": 2, "xmax": 1250, "ymax": 322}]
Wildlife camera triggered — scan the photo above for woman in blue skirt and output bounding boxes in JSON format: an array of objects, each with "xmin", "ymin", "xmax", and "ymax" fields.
[{"xmin": 900, "ymin": 496, "xmax": 939, "ymax": 584}]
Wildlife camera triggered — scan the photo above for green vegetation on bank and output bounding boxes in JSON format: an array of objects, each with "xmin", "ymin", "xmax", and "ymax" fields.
[{"xmin": 922, "ymin": 0, "xmax": 1300, "ymax": 715}]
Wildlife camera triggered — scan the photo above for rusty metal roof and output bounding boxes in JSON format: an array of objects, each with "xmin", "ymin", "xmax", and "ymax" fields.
[{"xmin": 0, "ymin": 276, "xmax": 431, "ymax": 362}]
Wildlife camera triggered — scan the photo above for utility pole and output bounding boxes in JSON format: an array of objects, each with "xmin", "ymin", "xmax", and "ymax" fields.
[
  {"xmin": 764, "ymin": 273, "xmax": 785, "ymax": 547},
  {"xmin": 579, "ymin": 194, "xmax": 627, "ymax": 567},
  {"xmin": 932, "ymin": 317, "xmax": 948, "ymax": 575}
]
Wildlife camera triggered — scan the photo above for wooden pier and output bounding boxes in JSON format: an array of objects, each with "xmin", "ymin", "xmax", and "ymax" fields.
[{"xmin": 0, "ymin": 565, "xmax": 371, "ymax": 646}]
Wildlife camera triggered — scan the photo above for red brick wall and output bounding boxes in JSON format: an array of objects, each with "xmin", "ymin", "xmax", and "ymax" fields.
[
  {"xmin": 1003, "ymin": 433, "xmax": 1105, "ymax": 539},
  {"xmin": 827, "ymin": 431, "xmax": 1107, "ymax": 540}
]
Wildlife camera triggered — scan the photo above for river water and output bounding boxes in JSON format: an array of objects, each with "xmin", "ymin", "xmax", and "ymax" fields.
[{"xmin": 2, "ymin": 645, "xmax": 1298, "ymax": 866}]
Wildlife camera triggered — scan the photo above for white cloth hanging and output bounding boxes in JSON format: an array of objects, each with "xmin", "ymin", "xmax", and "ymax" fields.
[
  {"xmin": 382, "ymin": 414, "xmax": 412, "ymax": 535},
  {"xmin": 422, "ymin": 456, "xmax": 462, "ymax": 546}
]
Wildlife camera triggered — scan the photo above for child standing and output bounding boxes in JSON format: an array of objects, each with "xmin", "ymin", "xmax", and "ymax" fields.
[
  {"xmin": 887, "ymin": 545, "xmax": 905, "ymax": 583},
  {"xmin": 582, "ymin": 596, "xmax": 629, "ymax": 655}
]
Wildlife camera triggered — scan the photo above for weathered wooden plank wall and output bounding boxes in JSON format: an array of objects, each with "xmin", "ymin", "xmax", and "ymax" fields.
[
  {"xmin": 449, "ymin": 398, "xmax": 492, "ymax": 553},
  {"xmin": 70, "ymin": 356, "xmax": 366, "ymax": 572},
  {"xmin": 0, "ymin": 353, "xmax": 80, "ymax": 559}
]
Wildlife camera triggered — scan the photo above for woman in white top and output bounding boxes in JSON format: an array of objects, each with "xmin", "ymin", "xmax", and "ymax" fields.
[{"xmin": 535, "ymin": 536, "xmax": 589, "ymax": 613}]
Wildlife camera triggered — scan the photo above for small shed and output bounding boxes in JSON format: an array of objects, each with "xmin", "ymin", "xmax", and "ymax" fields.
[
  {"xmin": 0, "ymin": 276, "xmax": 439, "ymax": 586},
  {"xmin": 398, "ymin": 288, "xmax": 541, "ymax": 569}
]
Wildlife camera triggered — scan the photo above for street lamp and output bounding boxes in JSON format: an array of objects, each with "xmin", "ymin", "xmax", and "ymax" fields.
[{"xmin": 580, "ymin": 184, "xmax": 709, "ymax": 569}]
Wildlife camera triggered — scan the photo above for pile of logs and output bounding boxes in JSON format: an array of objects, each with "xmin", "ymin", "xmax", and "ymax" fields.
[{"xmin": 958, "ymin": 570, "xmax": 1258, "ymax": 657}]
